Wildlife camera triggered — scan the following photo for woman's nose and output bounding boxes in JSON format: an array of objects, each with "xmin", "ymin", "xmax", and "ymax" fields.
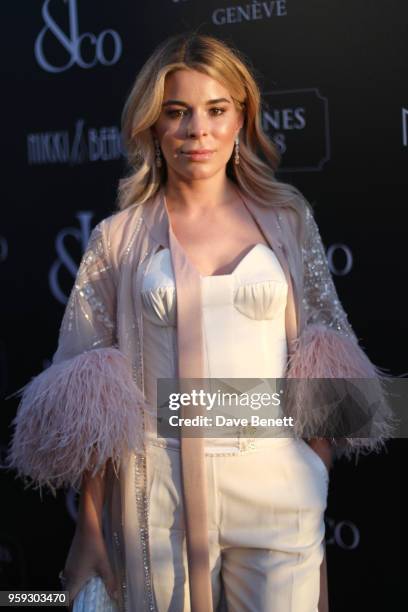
[{"xmin": 186, "ymin": 112, "xmax": 208, "ymax": 138}]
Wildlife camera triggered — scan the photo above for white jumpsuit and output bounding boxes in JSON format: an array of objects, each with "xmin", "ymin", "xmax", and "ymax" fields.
[{"xmin": 140, "ymin": 243, "xmax": 329, "ymax": 612}]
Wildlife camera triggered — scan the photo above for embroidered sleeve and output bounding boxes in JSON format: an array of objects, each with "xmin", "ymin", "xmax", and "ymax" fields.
[
  {"xmin": 52, "ymin": 219, "xmax": 117, "ymax": 364},
  {"xmin": 286, "ymin": 203, "xmax": 397, "ymax": 463},
  {"xmin": 302, "ymin": 205, "xmax": 355, "ymax": 338}
]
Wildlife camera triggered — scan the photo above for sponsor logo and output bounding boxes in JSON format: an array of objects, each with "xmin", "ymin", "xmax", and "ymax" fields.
[
  {"xmin": 35, "ymin": 0, "xmax": 122, "ymax": 73},
  {"xmin": 27, "ymin": 120, "xmax": 124, "ymax": 165},
  {"xmin": 262, "ymin": 88, "xmax": 331, "ymax": 172},
  {"xmin": 325, "ymin": 517, "xmax": 360, "ymax": 550},
  {"xmin": 212, "ymin": 1, "xmax": 287, "ymax": 25},
  {"xmin": 49, "ymin": 212, "xmax": 94, "ymax": 304},
  {"xmin": 327, "ymin": 244, "xmax": 353, "ymax": 276}
]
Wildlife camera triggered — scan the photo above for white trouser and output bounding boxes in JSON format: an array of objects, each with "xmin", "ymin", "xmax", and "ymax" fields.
[{"xmin": 145, "ymin": 437, "xmax": 329, "ymax": 612}]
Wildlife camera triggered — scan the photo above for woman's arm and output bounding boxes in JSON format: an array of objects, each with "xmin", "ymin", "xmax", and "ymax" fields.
[
  {"xmin": 6, "ymin": 218, "xmax": 147, "ymax": 608},
  {"xmin": 307, "ymin": 437, "xmax": 333, "ymax": 473},
  {"xmin": 63, "ymin": 464, "xmax": 119, "ymax": 605},
  {"xmin": 7, "ymin": 220, "xmax": 146, "ymax": 493},
  {"xmin": 78, "ymin": 461, "xmax": 108, "ymax": 537},
  {"xmin": 287, "ymin": 201, "xmax": 396, "ymax": 462}
]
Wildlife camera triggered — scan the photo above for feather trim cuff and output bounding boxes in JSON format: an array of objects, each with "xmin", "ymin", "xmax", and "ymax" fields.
[
  {"xmin": 286, "ymin": 324, "xmax": 397, "ymax": 462},
  {"xmin": 6, "ymin": 348, "xmax": 151, "ymax": 494}
]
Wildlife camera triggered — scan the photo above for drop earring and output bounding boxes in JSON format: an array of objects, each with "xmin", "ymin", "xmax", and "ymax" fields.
[
  {"xmin": 234, "ymin": 135, "xmax": 240, "ymax": 165},
  {"xmin": 154, "ymin": 137, "xmax": 162, "ymax": 168}
]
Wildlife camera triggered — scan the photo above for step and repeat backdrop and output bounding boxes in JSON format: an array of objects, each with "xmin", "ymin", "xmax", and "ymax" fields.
[{"xmin": 1, "ymin": 1, "xmax": 407, "ymax": 609}]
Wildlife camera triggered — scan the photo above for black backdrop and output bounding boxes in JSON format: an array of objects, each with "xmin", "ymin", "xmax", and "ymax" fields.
[{"xmin": 1, "ymin": 1, "xmax": 407, "ymax": 609}]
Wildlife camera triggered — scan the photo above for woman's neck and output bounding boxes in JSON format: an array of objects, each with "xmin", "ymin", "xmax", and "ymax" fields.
[{"xmin": 164, "ymin": 172, "xmax": 238, "ymax": 215}]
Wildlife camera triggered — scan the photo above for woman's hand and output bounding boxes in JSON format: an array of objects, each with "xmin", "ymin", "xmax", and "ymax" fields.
[
  {"xmin": 307, "ymin": 438, "xmax": 333, "ymax": 475},
  {"xmin": 63, "ymin": 522, "xmax": 118, "ymax": 609}
]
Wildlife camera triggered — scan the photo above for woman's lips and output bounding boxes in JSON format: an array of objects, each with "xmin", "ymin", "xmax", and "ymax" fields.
[{"xmin": 181, "ymin": 149, "xmax": 215, "ymax": 161}]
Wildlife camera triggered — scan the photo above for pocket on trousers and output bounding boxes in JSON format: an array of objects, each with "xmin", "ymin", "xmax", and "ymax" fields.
[{"xmin": 298, "ymin": 439, "xmax": 330, "ymax": 482}]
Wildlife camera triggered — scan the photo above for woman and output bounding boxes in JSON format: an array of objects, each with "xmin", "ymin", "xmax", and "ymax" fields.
[{"xmin": 8, "ymin": 33, "xmax": 394, "ymax": 612}]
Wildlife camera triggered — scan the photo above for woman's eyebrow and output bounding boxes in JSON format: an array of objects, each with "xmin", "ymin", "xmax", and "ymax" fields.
[{"xmin": 162, "ymin": 97, "xmax": 231, "ymax": 107}]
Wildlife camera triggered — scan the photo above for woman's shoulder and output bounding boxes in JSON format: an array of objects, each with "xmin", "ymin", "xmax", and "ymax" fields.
[
  {"xmin": 89, "ymin": 202, "xmax": 147, "ymax": 272},
  {"xmin": 101, "ymin": 201, "xmax": 144, "ymax": 236},
  {"xmin": 270, "ymin": 192, "xmax": 310, "ymax": 246}
]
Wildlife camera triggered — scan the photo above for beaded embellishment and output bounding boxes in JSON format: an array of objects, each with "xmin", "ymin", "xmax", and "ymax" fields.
[
  {"xmin": 61, "ymin": 221, "xmax": 116, "ymax": 343},
  {"xmin": 302, "ymin": 206, "xmax": 354, "ymax": 337},
  {"xmin": 134, "ymin": 453, "xmax": 156, "ymax": 611},
  {"xmin": 132, "ymin": 248, "xmax": 156, "ymax": 611},
  {"xmin": 113, "ymin": 530, "xmax": 128, "ymax": 612}
]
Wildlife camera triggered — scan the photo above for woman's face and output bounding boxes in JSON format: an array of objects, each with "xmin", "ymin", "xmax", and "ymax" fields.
[{"xmin": 153, "ymin": 69, "xmax": 243, "ymax": 181}]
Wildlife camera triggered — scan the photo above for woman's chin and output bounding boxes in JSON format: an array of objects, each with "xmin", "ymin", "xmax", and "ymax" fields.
[{"xmin": 175, "ymin": 165, "xmax": 224, "ymax": 181}]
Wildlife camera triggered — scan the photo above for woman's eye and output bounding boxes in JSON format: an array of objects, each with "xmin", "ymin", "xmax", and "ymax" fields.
[
  {"xmin": 209, "ymin": 107, "xmax": 226, "ymax": 116},
  {"xmin": 165, "ymin": 109, "xmax": 187, "ymax": 118},
  {"xmin": 164, "ymin": 107, "xmax": 226, "ymax": 119}
]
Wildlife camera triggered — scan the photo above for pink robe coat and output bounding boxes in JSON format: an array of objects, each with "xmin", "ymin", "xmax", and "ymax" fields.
[{"xmin": 8, "ymin": 186, "xmax": 394, "ymax": 611}]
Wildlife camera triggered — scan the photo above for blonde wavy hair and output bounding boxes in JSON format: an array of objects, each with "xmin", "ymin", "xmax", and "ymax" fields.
[{"xmin": 117, "ymin": 32, "xmax": 307, "ymax": 229}]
